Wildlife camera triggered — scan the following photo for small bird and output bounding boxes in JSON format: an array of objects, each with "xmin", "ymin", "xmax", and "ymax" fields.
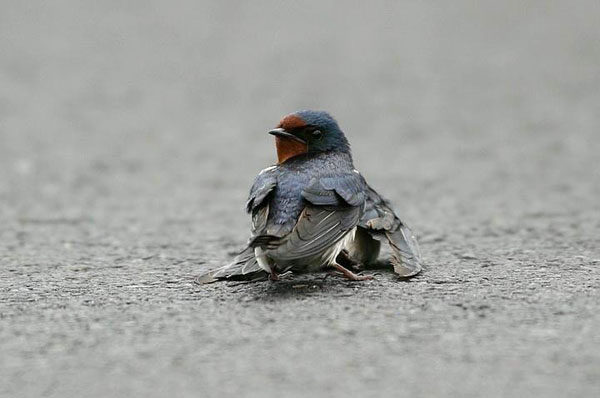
[{"xmin": 197, "ymin": 110, "xmax": 422, "ymax": 283}]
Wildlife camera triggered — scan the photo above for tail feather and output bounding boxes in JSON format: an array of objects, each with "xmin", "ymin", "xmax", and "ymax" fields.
[
  {"xmin": 385, "ymin": 224, "xmax": 422, "ymax": 277},
  {"xmin": 195, "ymin": 246, "xmax": 267, "ymax": 284}
]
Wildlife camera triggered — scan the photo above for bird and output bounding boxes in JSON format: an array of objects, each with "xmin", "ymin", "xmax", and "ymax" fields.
[{"xmin": 196, "ymin": 110, "xmax": 422, "ymax": 283}]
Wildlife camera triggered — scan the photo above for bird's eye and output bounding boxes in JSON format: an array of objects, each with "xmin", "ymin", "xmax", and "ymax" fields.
[{"xmin": 311, "ymin": 129, "xmax": 322, "ymax": 139}]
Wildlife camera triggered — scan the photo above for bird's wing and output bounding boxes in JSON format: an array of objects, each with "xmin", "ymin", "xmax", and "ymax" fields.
[
  {"xmin": 267, "ymin": 205, "xmax": 361, "ymax": 260},
  {"xmin": 359, "ymin": 184, "xmax": 422, "ymax": 277},
  {"xmin": 264, "ymin": 172, "xmax": 365, "ymax": 260},
  {"xmin": 246, "ymin": 167, "xmax": 277, "ymax": 213},
  {"xmin": 301, "ymin": 172, "xmax": 366, "ymax": 207},
  {"xmin": 245, "ymin": 167, "xmax": 279, "ymax": 236}
]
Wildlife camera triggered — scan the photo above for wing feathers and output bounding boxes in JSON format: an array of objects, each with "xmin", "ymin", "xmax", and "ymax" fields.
[
  {"xmin": 302, "ymin": 173, "xmax": 366, "ymax": 207},
  {"xmin": 386, "ymin": 224, "xmax": 422, "ymax": 277},
  {"xmin": 246, "ymin": 172, "xmax": 277, "ymax": 212},
  {"xmin": 359, "ymin": 185, "xmax": 423, "ymax": 277},
  {"xmin": 270, "ymin": 205, "xmax": 361, "ymax": 260}
]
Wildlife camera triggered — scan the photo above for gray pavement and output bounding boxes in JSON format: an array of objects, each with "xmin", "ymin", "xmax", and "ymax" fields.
[{"xmin": 1, "ymin": 1, "xmax": 599, "ymax": 397}]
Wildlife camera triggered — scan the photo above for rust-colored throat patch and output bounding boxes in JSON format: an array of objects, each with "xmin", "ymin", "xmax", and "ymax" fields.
[{"xmin": 275, "ymin": 136, "xmax": 308, "ymax": 163}]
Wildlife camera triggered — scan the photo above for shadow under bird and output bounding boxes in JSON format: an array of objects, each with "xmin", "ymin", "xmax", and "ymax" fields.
[{"xmin": 197, "ymin": 110, "xmax": 422, "ymax": 283}]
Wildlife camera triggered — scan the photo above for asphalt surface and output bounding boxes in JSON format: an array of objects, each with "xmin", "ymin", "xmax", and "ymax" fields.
[{"xmin": 1, "ymin": 1, "xmax": 599, "ymax": 397}]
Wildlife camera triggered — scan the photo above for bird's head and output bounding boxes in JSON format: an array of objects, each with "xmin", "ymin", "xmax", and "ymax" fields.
[{"xmin": 268, "ymin": 110, "xmax": 350, "ymax": 163}]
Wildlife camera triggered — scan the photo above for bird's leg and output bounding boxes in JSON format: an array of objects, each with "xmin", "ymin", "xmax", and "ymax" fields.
[
  {"xmin": 331, "ymin": 262, "xmax": 373, "ymax": 281},
  {"xmin": 269, "ymin": 269, "xmax": 280, "ymax": 281},
  {"xmin": 336, "ymin": 249, "xmax": 363, "ymax": 272}
]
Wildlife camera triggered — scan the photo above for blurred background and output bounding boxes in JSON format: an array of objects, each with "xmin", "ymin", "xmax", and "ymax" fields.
[{"xmin": 1, "ymin": 1, "xmax": 599, "ymax": 397}]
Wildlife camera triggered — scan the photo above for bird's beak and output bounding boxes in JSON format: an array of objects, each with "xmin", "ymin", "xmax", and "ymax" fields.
[{"xmin": 268, "ymin": 128, "xmax": 306, "ymax": 144}]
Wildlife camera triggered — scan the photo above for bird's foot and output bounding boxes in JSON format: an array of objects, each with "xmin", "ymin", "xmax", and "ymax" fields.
[
  {"xmin": 331, "ymin": 262, "xmax": 373, "ymax": 281},
  {"xmin": 269, "ymin": 270, "xmax": 293, "ymax": 281},
  {"xmin": 336, "ymin": 249, "xmax": 364, "ymax": 272}
]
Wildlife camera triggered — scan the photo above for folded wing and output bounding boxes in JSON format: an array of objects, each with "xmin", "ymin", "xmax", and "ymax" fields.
[{"xmin": 359, "ymin": 185, "xmax": 422, "ymax": 277}]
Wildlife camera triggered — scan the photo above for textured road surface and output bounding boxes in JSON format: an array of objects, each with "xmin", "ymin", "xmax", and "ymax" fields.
[{"xmin": 1, "ymin": 1, "xmax": 599, "ymax": 397}]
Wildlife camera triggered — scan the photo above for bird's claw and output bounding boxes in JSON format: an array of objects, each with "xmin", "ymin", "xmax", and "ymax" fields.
[
  {"xmin": 331, "ymin": 262, "xmax": 373, "ymax": 282},
  {"xmin": 269, "ymin": 270, "xmax": 293, "ymax": 281}
]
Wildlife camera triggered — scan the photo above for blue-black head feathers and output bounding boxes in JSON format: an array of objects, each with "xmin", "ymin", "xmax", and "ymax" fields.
[{"xmin": 271, "ymin": 110, "xmax": 351, "ymax": 155}]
